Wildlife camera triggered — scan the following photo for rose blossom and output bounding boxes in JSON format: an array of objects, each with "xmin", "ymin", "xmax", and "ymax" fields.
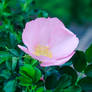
[{"xmin": 18, "ymin": 18, "xmax": 79, "ymax": 67}]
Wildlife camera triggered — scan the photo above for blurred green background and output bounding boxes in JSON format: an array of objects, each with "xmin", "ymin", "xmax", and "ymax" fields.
[
  {"xmin": 35, "ymin": 0, "xmax": 92, "ymax": 25},
  {"xmin": 0, "ymin": 0, "xmax": 92, "ymax": 51}
]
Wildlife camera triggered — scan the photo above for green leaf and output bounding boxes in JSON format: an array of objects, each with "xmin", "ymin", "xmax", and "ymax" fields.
[
  {"xmin": 78, "ymin": 77, "xmax": 92, "ymax": 91},
  {"xmin": 72, "ymin": 50, "xmax": 87, "ymax": 72},
  {"xmin": 85, "ymin": 44, "xmax": 92, "ymax": 63},
  {"xmin": 9, "ymin": 33, "xmax": 17, "ymax": 48},
  {"xmin": 18, "ymin": 75, "xmax": 32, "ymax": 86},
  {"xmin": 24, "ymin": 55, "xmax": 37, "ymax": 65},
  {"xmin": 63, "ymin": 86, "xmax": 82, "ymax": 92},
  {"xmin": 20, "ymin": 64, "xmax": 35, "ymax": 79},
  {"xmin": 0, "ymin": 51, "xmax": 11, "ymax": 64},
  {"xmin": 59, "ymin": 66, "xmax": 77, "ymax": 84},
  {"xmin": 24, "ymin": 55, "xmax": 31, "ymax": 64},
  {"xmin": 0, "ymin": 39, "xmax": 8, "ymax": 48},
  {"xmin": 0, "ymin": 69, "xmax": 11, "ymax": 80},
  {"xmin": 62, "ymin": 60, "xmax": 72, "ymax": 66},
  {"xmin": 34, "ymin": 67, "xmax": 41, "ymax": 83},
  {"xmin": 6, "ymin": 60, "xmax": 12, "ymax": 71},
  {"xmin": 3, "ymin": 80, "xmax": 16, "ymax": 92},
  {"xmin": 55, "ymin": 74, "xmax": 72, "ymax": 92},
  {"xmin": 6, "ymin": 48, "xmax": 19, "ymax": 57},
  {"xmin": 45, "ymin": 71, "xmax": 60, "ymax": 89},
  {"xmin": 19, "ymin": 64, "xmax": 41, "ymax": 86},
  {"xmin": 85, "ymin": 64, "xmax": 92, "ymax": 77},
  {"xmin": 36, "ymin": 87, "xmax": 44, "ymax": 92},
  {"xmin": 12, "ymin": 57, "xmax": 18, "ymax": 71}
]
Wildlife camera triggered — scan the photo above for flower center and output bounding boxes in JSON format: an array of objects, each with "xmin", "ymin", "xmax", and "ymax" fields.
[{"xmin": 33, "ymin": 45, "xmax": 52, "ymax": 58}]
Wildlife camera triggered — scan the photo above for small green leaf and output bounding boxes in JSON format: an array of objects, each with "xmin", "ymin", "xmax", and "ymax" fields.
[
  {"xmin": 9, "ymin": 33, "xmax": 17, "ymax": 48},
  {"xmin": 0, "ymin": 51, "xmax": 11, "ymax": 64},
  {"xmin": 62, "ymin": 60, "xmax": 72, "ymax": 66},
  {"xmin": 59, "ymin": 66, "xmax": 77, "ymax": 84},
  {"xmin": 72, "ymin": 50, "xmax": 87, "ymax": 72},
  {"xmin": 36, "ymin": 87, "xmax": 44, "ymax": 92},
  {"xmin": 85, "ymin": 44, "xmax": 92, "ymax": 62},
  {"xmin": 34, "ymin": 67, "xmax": 41, "ymax": 83},
  {"xmin": 6, "ymin": 60, "xmax": 12, "ymax": 71},
  {"xmin": 20, "ymin": 64, "xmax": 35, "ymax": 79},
  {"xmin": 0, "ymin": 69, "xmax": 11, "ymax": 80},
  {"xmin": 3, "ymin": 80, "xmax": 16, "ymax": 92},
  {"xmin": 55, "ymin": 74, "xmax": 72, "ymax": 92},
  {"xmin": 19, "ymin": 64, "xmax": 41, "ymax": 86},
  {"xmin": 6, "ymin": 48, "xmax": 19, "ymax": 57},
  {"xmin": 45, "ymin": 71, "xmax": 60, "ymax": 89},
  {"xmin": 24, "ymin": 55, "xmax": 31, "ymax": 64},
  {"xmin": 12, "ymin": 57, "xmax": 18, "ymax": 71},
  {"xmin": 85, "ymin": 64, "xmax": 92, "ymax": 77},
  {"xmin": 24, "ymin": 55, "xmax": 37, "ymax": 65},
  {"xmin": 18, "ymin": 75, "xmax": 32, "ymax": 86},
  {"xmin": 78, "ymin": 77, "xmax": 92, "ymax": 91},
  {"xmin": 63, "ymin": 86, "xmax": 82, "ymax": 92}
]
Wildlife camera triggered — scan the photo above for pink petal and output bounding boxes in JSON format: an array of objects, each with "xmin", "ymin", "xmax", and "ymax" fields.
[
  {"xmin": 22, "ymin": 18, "xmax": 51, "ymax": 51},
  {"xmin": 40, "ymin": 51, "xmax": 75, "ymax": 67},
  {"xmin": 47, "ymin": 18, "xmax": 79, "ymax": 59},
  {"xmin": 50, "ymin": 35, "xmax": 79, "ymax": 59},
  {"xmin": 22, "ymin": 22, "xmax": 39, "ymax": 50},
  {"xmin": 17, "ymin": 45, "xmax": 52, "ymax": 61},
  {"xmin": 22, "ymin": 18, "xmax": 65, "ymax": 49},
  {"xmin": 48, "ymin": 17, "xmax": 64, "ymax": 27},
  {"xmin": 18, "ymin": 45, "xmax": 30, "ymax": 54}
]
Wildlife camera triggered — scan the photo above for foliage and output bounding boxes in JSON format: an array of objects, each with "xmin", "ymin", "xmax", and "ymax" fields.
[{"xmin": 0, "ymin": 0, "xmax": 92, "ymax": 92}]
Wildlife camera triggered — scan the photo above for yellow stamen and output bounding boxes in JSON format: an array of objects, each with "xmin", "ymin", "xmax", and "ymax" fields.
[{"xmin": 33, "ymin": 45, "xmax": 52, "ymax": 58}]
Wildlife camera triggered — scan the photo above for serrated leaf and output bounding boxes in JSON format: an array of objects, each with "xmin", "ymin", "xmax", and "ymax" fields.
[
  {"xmin": 18, "ymin": 76, "xmax": 32, "ymax": 86},
  {"xmin": 20, "ymin": 64, "xmax": 35, "ymax": 79},
  {"xmin": 19, "ymin": 64, "xmax": 41, "ymax": 86}
]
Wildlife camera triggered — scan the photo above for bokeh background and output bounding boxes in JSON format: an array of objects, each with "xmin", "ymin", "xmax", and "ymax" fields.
[{"xmin": 0, "ymin": 0, "xmax": 92, "ymax": 50}]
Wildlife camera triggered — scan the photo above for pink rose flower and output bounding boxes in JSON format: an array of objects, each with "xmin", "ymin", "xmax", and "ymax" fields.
[{"xmin": 18, "ymin": 18, "xmax": 79, "ymax": 67}]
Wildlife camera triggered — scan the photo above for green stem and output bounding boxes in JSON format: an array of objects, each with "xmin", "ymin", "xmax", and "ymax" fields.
[{"xmin": 75, "ymin": 71, "xmax": 84, "ymax": 85}]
